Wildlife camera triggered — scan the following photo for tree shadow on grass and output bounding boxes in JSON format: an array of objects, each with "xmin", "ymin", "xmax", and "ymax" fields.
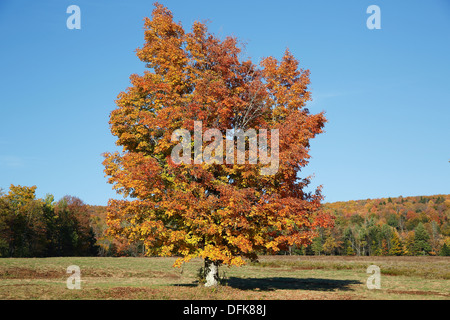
[{"xmin": 224, "ymin": 277, "xmax": 362, "ymax": 292}]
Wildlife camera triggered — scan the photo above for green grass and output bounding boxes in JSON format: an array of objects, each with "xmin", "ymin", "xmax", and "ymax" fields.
[{"xmin": 0, "ymin": 256, "xmax": 448, "ymax": 300}]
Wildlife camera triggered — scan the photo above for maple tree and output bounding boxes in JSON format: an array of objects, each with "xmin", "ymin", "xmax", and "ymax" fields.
[{"xmin": 103, "ymin": 3, "xmax": 329, "ymax": 285}]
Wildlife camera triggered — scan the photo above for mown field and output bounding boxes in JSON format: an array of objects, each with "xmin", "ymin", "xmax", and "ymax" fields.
[{"xmin": 0, "ymin": 256, "xmax": 448, "ymax": 300}]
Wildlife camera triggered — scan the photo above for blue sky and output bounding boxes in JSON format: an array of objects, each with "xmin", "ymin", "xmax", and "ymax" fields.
[{"xmin": 0, "ymin": 0, "xmax": 449, "ymax": 205}]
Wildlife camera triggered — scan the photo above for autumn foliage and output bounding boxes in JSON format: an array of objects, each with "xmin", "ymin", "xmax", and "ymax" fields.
[
  {"xmin": 103, "ymin": 3, "xmax": 330, "ymax": 267},
  {"xmin": 0, "ymin": 185, "xmax": 97, "ymax": 257},
  {"xmin": 312, "ymin": 195, "xmax": 450, "ymax": 256}
]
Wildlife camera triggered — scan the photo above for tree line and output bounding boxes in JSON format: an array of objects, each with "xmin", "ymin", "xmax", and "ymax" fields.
[
  {"xmin": 0, "ymin": 185, "xmax": 97, "ymax": 257},
  {"xmin": 301, "ymin": 195, "xmax": 450, "ymax": 256},
  {"xmin": 1, "ymin": 185, "xmax": 449, "ymax": 257},
  {"xmin": 94, "ymin": 194, "xmax": 449, "ymax": 257}
]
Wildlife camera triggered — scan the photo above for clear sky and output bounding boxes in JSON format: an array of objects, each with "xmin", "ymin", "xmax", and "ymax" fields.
[{"xmin": 0, "ymin": 0, "xmax": 449, "ymax": 205}]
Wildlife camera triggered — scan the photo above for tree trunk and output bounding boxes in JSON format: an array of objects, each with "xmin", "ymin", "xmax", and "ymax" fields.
[{"xmin": 204, "ymin": 258, "xmax": 220, "ymax": 287}]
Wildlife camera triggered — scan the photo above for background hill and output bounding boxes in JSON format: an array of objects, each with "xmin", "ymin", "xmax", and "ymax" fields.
[{"xmin": 312, "ymin": 194, "xmax": 450, "ymax": 256}]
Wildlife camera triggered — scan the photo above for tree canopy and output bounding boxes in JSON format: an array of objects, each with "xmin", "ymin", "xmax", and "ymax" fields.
[{"xmin": 103, "ymin": 3, "xmax": 330, "ymax": 268}]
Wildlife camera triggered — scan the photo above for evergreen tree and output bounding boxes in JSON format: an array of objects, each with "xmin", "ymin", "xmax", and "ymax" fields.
[
  {"xmin": 311, "ymin": 237, "xmax": 323, "ymax": 256},
  {"xmin": 413, "ymin": 223, "xmax": 431, "ymax": 255},
  {"xmin": 439, "ymin": 243, "xmax": 450, "ymax": 256}
]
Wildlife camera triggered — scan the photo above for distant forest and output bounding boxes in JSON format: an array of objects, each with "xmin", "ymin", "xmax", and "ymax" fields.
[
  {"xmin": 1, "ymin": 185, "xmax": 449, "ymax": 257},
  {"xmin": 309, "ymin": 194, "xmax": 450, "ymax": 257}
]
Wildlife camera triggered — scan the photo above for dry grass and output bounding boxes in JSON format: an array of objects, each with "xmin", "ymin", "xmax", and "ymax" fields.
[
  {"xmin": 253, "ymin": 256, "xmax": 450, "ymax": 279},
  {"xmin": 0, "ymin": 256, "xmax": 448, "ymax": 300}
]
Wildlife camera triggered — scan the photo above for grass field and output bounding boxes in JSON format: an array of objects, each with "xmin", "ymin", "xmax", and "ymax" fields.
[{"xmin": 0, "ymin": 256, "xmax": 448, "ymax": 300}]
